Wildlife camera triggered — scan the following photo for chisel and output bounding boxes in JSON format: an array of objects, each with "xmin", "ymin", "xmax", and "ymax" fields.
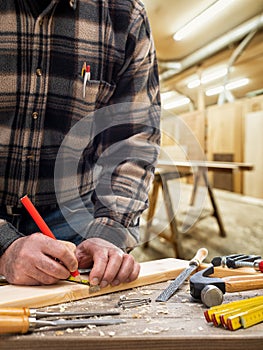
[
  {"xmin": 0, "ymin": 315, "xmax": 125, "ymax": 334},
  {"xmin": 156, "ymin": 247, "xmax": 208, "ymax": 302},
  {"xmin": 0, "ymin": 307, "xmax": 120, "ymax": 319}
]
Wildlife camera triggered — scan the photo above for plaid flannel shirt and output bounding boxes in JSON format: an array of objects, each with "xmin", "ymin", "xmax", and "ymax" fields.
[{"xmin": 0, "ymin": 0, "xmax": 160, "ymax": 254}]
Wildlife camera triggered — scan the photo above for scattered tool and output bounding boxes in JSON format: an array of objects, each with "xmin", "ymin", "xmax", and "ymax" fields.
[
  {"xmin": 211, "ymin": 254, "xmax": 261, "ymax": 268},
  {"xmin": 204, "ymin": 295, "xmax": 263, "ymax": 330},
  {"xmin": 117, "ymin": 296, "xmax": 151, "ymax": 309},
  {"xmin": 0, "ymin": 307, "xmax": 120, "ymax": 319},
  {"xmin": 226, "ymin": 258, "xmax": 263, "ymax": 272},
  {"xmin": 155, "ymin": 247, "xmax": 208, "ymax": 302},
  {"xmin": 0, "ymin": 315, "xmax": 125, "ymax": 335},
  {"xmin": 190, "ymin": 264, "xmax": 263, "ymax": 307}
]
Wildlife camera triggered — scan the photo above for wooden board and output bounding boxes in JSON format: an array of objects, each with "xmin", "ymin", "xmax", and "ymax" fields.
[
  {"xmin": 0, "ymin": 258, "xmax": 259, "ymax": 308},
  {"xmin": 206, "ymin": 101, "xmax": 243, "ymax": 193},
  {"xmin": 243, "ymin": 111, "xmax": 263, "ymax": 198}
]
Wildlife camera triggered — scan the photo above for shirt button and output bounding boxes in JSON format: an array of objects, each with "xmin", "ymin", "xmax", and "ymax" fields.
[
  {"xmin": 32, "ymin": 112, "xmax": 39, "ymax": 120},
  {"xmin": 27, "ymin": 154, "xmax": 34, "ymax": 160},
  {"xmin": 36, "ymin": 68, "xmax": 42, "ymax": 76}
]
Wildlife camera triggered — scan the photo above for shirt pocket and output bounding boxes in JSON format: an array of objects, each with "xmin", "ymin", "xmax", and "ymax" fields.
[{"xmin": 74, "ymin": 78, "xmax": 116, "ymax": 117}]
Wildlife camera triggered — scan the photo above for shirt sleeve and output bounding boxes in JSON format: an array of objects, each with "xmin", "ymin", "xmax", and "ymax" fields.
[
  {"xmin": 86, "ymin": 6, "xmax": 161, "ymax": 251},
  {"xmin": 0, "ymin": 220, "xmax": 25, "ymax": 256}
]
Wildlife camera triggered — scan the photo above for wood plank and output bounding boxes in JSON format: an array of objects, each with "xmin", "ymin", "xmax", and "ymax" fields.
[
  {"xmin": 0, "ymin": 258, "xmax": 188, "ymax": 308},
  {"xmin": 243, "ymin": 111, "xmax": 263, "ymax": 198},
  {"xmin": 0, "ymin": 258, "xmax": 258, "ymax": 309}
]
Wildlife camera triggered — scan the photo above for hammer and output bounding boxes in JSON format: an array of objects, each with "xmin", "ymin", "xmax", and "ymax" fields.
[{"xmin": 190, "ymin": 265, "xmax": 263, "ymax": 307}]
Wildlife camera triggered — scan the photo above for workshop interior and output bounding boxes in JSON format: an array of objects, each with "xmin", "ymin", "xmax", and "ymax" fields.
[
  {"xmin": 0, "ymin": 0, "xmax": 263, "ymax": 347},
  {"xmin": 132, "ymin": 0, "xmax": 263, "ymax": 263}
]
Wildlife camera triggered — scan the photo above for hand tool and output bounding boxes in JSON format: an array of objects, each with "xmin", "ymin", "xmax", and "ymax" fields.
[
  {"xmin": 155, "ymin": 247, "xmax": 208, "ymax": 302},
  {"xmin": 226, "ymin": 258, "xmax": 263, "ymax": 272},
  {"xmin": 0, "ymin": 315, "xmax": 125, "ymax": 334},
  {"xmin": 66, "ymin": 275, "xmax": 101, "ymax": 293},
  {"xmin": 190, "ymin": 264, "xmax": 263, "ymax": 306},
  {"xmin": 204, "ymin": 296, "xmax": 263, "ymax": 331},
  {"xmin": 20, "ymin": 194, "xmax": 81, "ymax": 281},
  {"xmin": 0, "ymin": 307, "xmax": 120, "ymax": 319},
  {"xmin": 211, "ymin": 254, "xmax": 261, "ymax": 268}
]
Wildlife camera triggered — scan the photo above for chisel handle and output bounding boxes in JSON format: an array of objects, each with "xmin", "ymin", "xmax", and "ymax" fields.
[
  {"xmin": 189, "ymin": 247, "xmax": 208, "ymax": 267},
  {"xmin": 0, "ymin": 315, "xmax": 30, "ymax": 334},
  {"xmin": 224, "ymin": 274, "xmax": 263, "ymax": 293},
  {"xmin": 0, "ymin": 307, "xmax": 31, "ymax": 317}
]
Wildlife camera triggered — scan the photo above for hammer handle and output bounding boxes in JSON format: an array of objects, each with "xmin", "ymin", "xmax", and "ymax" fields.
[{"xmin": 224, "ymin": 274, "xmax": 263, "ymax": 293}]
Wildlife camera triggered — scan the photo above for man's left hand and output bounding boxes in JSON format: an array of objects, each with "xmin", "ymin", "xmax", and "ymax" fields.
[{"xmin": 76, "ymin": 238, "xmax": 140, "ymax": 288}]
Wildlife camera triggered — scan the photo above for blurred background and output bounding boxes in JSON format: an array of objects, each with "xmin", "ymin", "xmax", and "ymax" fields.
[{"xmin": 132, "ymin": 0, "xmax": 263, "ymax": 262}]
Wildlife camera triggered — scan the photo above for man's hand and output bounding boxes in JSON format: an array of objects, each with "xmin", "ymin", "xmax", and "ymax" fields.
[
  {"xmin": 0, "ymin": 234, "xmax": 79, "ymax": 285},
  {"xmin": 76, "ymin": 238, "xmax": 140, "ymax": 288}
]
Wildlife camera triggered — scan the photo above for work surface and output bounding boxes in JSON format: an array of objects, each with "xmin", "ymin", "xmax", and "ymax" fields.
[{"xmin": 1, "ymin": 272, "xmax": 262, "ymax": 349}]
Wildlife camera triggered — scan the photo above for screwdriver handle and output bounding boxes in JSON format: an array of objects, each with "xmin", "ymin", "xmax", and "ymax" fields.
[
  {"xmin": 0, "ymin": 315, "xmax": 30, "ymax": 334},
  {"xmin": 190, "ymin": 247, "xmax": 208, "ymax": 267},
  {"xmin": 0, "ymin": 307, "xmax": 31, "ymax": 317}
]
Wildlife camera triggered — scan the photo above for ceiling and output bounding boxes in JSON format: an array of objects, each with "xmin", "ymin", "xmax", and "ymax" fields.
[{"xmin": 143, "ymin": 0, "xmax": 263, "ymax": 111}]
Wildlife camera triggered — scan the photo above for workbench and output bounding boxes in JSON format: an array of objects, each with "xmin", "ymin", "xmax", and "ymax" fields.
[
  {"xmin": 0, "ymin": 280, "xmax": 262, "ymax": 350},
  {"xmin": 144, "ymin": 160, "xmax": 254, "ymax": 258}
]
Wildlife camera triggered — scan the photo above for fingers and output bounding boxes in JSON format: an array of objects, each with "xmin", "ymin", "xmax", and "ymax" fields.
[
  {"xmin": 78, "ymin": 238, "xmax": 140, "ymax": 289},
  {"xmin": 0, "ymin": 234, "xmax": 79, "ymax": 285}
]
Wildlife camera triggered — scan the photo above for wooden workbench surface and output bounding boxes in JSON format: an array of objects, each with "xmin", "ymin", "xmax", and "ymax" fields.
[{"xmin": 0, "ymin": 280, "xmax": 262, "ymax": 350}]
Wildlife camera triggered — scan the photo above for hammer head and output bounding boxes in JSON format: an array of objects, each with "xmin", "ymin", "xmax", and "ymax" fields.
[{"xmin": 190, "ymin": 265, "xmax": 226, "ymax": 300}]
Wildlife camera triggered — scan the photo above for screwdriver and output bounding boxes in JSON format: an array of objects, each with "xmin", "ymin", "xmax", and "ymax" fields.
[
  {"xmin": 0, "ymin": 307, "xmax": 120, "ymax": 319},
  {"xmin": 0, "ymin": 315, "xmax": 125, "ymax": 334}
]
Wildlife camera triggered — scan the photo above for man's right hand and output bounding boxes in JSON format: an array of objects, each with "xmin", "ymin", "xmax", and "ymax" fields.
[{"xmin": 0, "ymin": 233, "xmax": 79, "ymax": 285}]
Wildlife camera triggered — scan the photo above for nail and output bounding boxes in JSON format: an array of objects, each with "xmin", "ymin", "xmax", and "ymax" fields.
[
  {"xmin": 100, "ymin": 280, "xmax": 108, "ymax": 288},
  {"xmin": 91, "ymin": 277, "xmax": 99, "ymax": 285},
  {"xmin": 111, "ymin": 279, "xmax": 120, "ymax": 286}
]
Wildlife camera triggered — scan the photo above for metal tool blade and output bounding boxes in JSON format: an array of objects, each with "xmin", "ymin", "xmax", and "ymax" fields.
[
  {"xmin": 155, "ymin": 265, "xmax": 196, "ymax": 302},
  {"xmin": 35, "ymin": 310, "xmax": 120, "ymax": 319},
  {"xmin": 155, "ymin": 247, "xmax": 208, "ymax": 302},
  {"xmin": 33, "ymin": 318, "xmax": 125, "ymax": 330}
]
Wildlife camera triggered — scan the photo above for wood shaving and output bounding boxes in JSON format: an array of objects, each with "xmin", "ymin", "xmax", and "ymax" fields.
[
  {"xmin": 132, "ymin": 313, "xmax": 142, "ymax": 319},
  {"xmin": 66, "ymin": 328, "xmax": 74, "ymax": 333},
  {"xmin": 140, "ymin": 290, "xmax": 153, "ymax": 295},
  {"xmin": 59, "ymin": 305, "xmax": 66, "ymax": 312},
  {"xmin": 108, "ymin": 331, "xmax": 116, "ymax": 337},
  {"xmin": 156, "ymin": 307, "xmax": 169, "ymax": 314},
  {"xmin": 88, "ymin": 325, "xmax": 97, "ymax": 329},
  {"xmin": 55, "ymin": 331, "xmax": 64, "ymax": 336},
  {"xmin": 142, "ymin": 327, "xmax": 169, "ymax": 334},
  {"xmin": 99, "ymin": 331, "xmax": 105, "ymax": 337}
]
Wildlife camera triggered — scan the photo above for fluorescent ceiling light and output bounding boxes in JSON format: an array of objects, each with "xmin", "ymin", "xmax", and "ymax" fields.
[
  {"xmin": 161, "ymin": 91, "xmax": 177, "ymax": 101},
  {"xmin": 226, "ymin": 78, "xmax": 249, "ymax": 90},
  {"xmin": 187, "ymin": 67, "xmax": 228, "ymax": 88},
  {"xmin": 188, "ymin": 79, "xmax": 201, "ymax": 89},
  {"xmin": 205, "ymin": 86, "xmax": 224, "ymax": 96},
  {"xmin": 163, "ymin": 97, "xmax": 190, "ymax": 110},
  {"xmin": 205, "ymin": 78, "xmax": 249, "ymax": 96},
  {"xmin": 173, "ymin": 0, "xmax": 234, "ymax": 41}
]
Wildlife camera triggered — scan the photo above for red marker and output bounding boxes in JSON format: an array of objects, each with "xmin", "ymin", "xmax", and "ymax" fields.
[{"xmin": 20, "ymin": 195, "xmax": 81, "ymax": 280}]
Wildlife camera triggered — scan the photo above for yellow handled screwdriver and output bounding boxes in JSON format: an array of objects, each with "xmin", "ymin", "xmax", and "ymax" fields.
[
  {"xmin": 0, "ymin": 315, "xmax": 125, "ymax": 334},
  {"xmin": 0, "ymin": 307, "xmax": 120, "ymax": 319}
]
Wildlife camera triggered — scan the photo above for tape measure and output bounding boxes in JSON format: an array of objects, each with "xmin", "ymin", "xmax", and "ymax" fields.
[{"xmin": 204, "ymin": 295, "xmax": 263, "ymax": 331}]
